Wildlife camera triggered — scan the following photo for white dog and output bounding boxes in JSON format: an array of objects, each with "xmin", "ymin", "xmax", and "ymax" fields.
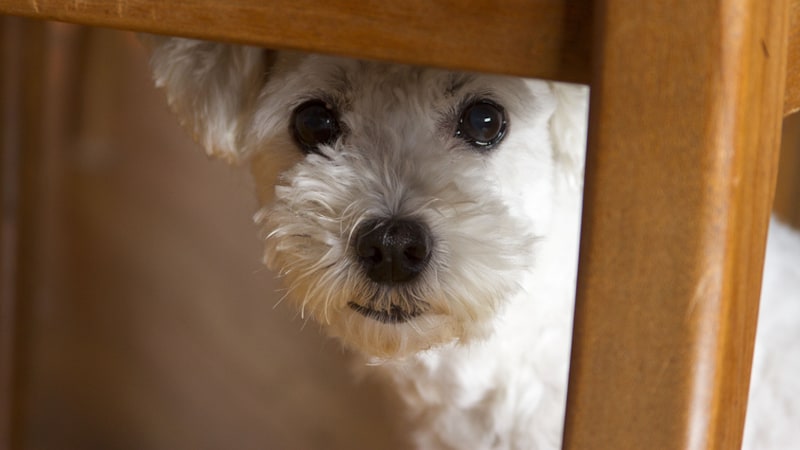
[{"xmin": 147, "ymin": 37, "xmax": 799, "ymax": 449}]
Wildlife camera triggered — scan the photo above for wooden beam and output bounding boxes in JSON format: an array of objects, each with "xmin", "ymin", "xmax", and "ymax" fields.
[
  {"xmin": 563, "ymin": 0, "xmax": 789, "ymax": 448},
  {"xmin": 4, "ymin": 0, "xmax": 800, "ymax": 112},
  {"xmin": 0, "ymin": 0, "xmax": 593, "ymax": 84}
]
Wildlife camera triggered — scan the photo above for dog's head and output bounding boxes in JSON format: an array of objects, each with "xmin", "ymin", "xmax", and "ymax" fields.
[{"xmin": 150, "ymin": 37, "xmax": 587, "ymax": 359}]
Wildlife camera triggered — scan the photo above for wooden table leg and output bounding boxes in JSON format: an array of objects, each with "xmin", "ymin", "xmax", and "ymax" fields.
[{"xmin": 563, "ymin": 0, "xmax": 789, "ymax": 448}]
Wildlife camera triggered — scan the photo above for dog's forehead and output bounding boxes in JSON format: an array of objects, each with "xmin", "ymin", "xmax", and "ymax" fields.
[{"xmin": 270, "ymin": 52, "xmax": 523, "ymax": 107}]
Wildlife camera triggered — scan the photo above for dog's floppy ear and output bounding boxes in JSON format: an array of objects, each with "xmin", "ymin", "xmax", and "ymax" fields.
[
  {"xmin": 145, "ymin": 36, "xmax": 270, "ymax": 164},
  {"xmin": 549, "ymin": 82, "xmax": 590, "ymax": 188}
]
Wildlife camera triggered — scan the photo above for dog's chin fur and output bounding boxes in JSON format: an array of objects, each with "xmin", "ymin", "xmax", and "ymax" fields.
[{"xmin": 149, "ymin": 36, "xmax": 800, "ymax": 449}]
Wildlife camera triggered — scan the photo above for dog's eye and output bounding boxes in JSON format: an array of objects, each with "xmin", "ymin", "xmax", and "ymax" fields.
[
  {"xmin": 455, "ymin": 100, "xmax": 507, "ymax": 150},
  {"xmin": 291, "ymin": 100, "xmax": 341, "ymax": 153}
]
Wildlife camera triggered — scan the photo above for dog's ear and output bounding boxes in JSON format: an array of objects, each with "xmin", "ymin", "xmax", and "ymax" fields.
[
  {"xmin": 549, "ymin": 82, "xmax": 590, "ymax": 188},
  {"xmin": 145, "ymin": 36, "xmax": 271, "ymax": 164}
]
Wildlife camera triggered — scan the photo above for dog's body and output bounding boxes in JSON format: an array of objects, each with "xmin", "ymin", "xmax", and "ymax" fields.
[{"xmin": 148, "ymin": 37, "xmax": 800, "ymax": 449}]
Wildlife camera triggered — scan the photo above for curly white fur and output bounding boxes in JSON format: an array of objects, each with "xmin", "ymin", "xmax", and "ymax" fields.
[{"xmin": 148, "ymin": 36, "xmax": 800, "ymax": 449}]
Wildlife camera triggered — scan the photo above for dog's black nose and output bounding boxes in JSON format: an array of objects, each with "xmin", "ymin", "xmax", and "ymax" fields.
[{"xmin": 354, "ymin": 219, "xmax": 433, "ymax": 284}]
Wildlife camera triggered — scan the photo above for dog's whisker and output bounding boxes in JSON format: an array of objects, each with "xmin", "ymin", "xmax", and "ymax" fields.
[
  {"xmin": 407, "ymin": 196, "xmax": 445, "ymax": 218},
  {"xmin": 272, "ymin": 290, "xmax": 292, "ymax": 310},
  {"xmin": 344, "ymin": 209, "xmax": 374, "ymax": 247},
  {"xmin": 317, "ymin": 269, "xmax": 345, "ymax": 324},
  {"xmin": 298, "ymin": 315, "xmax": 313, "ymax": 331}
]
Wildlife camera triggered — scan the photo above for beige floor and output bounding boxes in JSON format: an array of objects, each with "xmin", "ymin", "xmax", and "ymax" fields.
[{"xmin": 21, "ymin": 28, "xmax": 407, "ymax": 450}]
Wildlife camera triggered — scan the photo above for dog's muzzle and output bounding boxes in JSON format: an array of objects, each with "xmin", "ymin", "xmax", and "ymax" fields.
[{"xmin": 348, "ymin": 218, "xmax": 433, "ymax": 323}]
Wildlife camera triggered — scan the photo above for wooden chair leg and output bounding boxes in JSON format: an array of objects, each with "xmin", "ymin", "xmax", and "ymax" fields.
[
  {"xmin": 563, "ymin": 1, "xmax": 790, "ymax": 448},
  {"xmin": 0, "ymin": 17, "xmax": 86, "ymax": 449}
]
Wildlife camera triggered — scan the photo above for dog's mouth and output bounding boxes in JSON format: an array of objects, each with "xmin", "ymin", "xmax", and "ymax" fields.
[{"xmin": 347, "ymin": 301, "xmax": 424, "ymax": 324}]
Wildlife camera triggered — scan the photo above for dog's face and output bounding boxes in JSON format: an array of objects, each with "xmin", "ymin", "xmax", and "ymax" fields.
[{"xmin": 150, "ymin": 39, "xmax": 581, "ymax": 360}]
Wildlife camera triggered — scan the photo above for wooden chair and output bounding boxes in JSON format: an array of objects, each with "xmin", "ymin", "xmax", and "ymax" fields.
[{"xmin": 1, "ymin": 1, "xmax": 797, "ymax": 448}]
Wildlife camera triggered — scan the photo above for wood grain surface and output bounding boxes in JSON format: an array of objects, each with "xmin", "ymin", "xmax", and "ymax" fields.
[
  {"xmin": 0, "ymin": 0, "xmax": 593, "ymax": 83},
  {"xmin": 564, "ymin": 0, "xmax": 789, "ymax": 448},
  {"xmin": 784, "ymin": 0, "xmax": 800, "ymax": 114},
  {"xmin": 3, "ymin": 0, "xmax": 800, "ymax": 114}
]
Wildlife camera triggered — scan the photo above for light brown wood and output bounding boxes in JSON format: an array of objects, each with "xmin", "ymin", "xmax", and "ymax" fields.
[
  {"xmin": 0, "ymin": 0, "xmax": 593, "ymax": 83},
  {"xmin": 563, "ymin": 0, "xmax": 789, "ymax": 448},
  {"xmin": 785, "ymin": 0, "xmax": 800, "ymax": 114},
  {"xmin": 5, "ymin": 0, "xmax": 800, "ymax": 113}
]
